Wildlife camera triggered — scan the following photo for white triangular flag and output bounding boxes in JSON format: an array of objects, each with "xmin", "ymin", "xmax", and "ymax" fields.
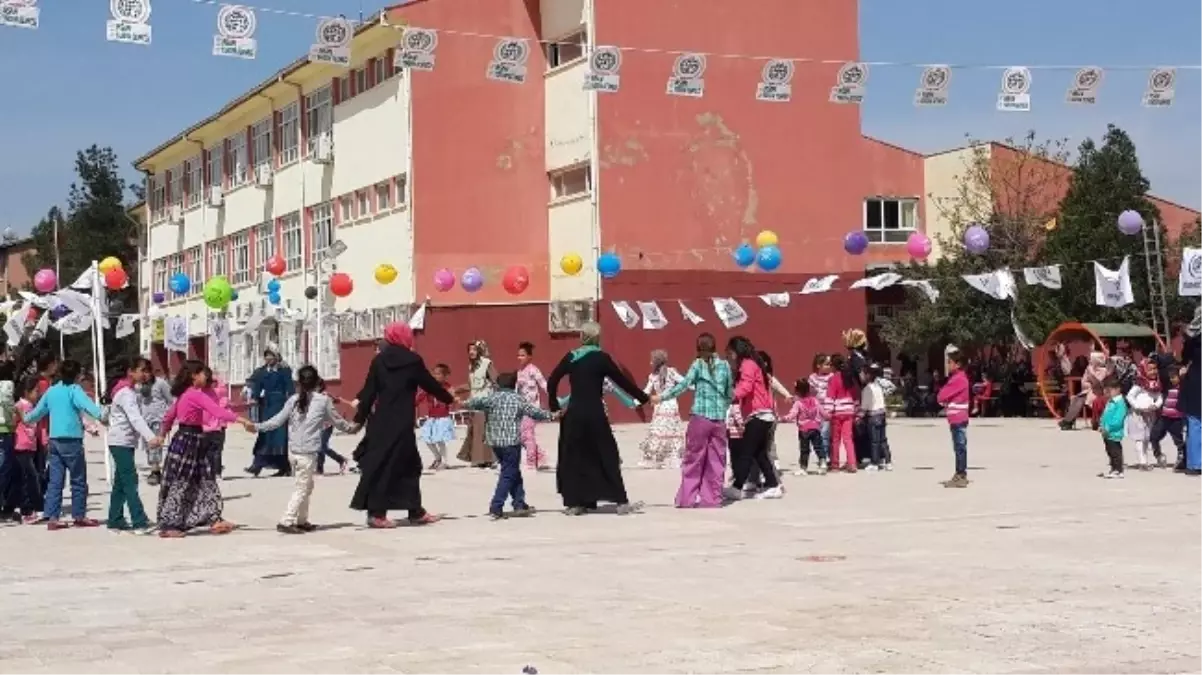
[
  {"xmin": 3, "ymin": 305, "xmax": 30, "ymax": 345},
  {"xmin": 678, "ymin": 300, "xmax": 704, "ymax": 325},
  {"xmin": 759, "ymin": 292, "xmax": 790, "ymax": 308},
  {"xmin": 611, "ymin": 300, "xmax": 639, "ymax": 329},
  {"xmin": 164, "ymin": 315, "xmax": 190, "ymax": 353},
  {"xmin": 801, "ymin": 275, "xmax": 839, "ymax": 294},
  {"xmin": 52, "ymin": 289, "xmax": 93, "ymax": 317},
  {"xmin": 962, "ymin": 270, "xmax": 1014, "ymax": 300},
  {"xmin": 1178, "ymin": 247, "xmax": 1201, "ymax": 296},
  {"xmin": 243, "ymin": 303, "xmax": 264, "ymax": 332},
  {"xmin": 711, "ymin": 297, "xmax": 747, "ymax": 329},
  {"xmin": 850, "ymin": 272, "xmax": 901, "ymax": 291},
  {"xmin": 636, "ymin": 301, "xmax": 668, "ymax": 330},
  {"xmin": 1023, "ymin": 265, "xmax": 1062, "ymax": 289},
  {"xmin": 408, "ymin": 302, "xmax": 427, "ymax": 330},
  {"xmin": 54, "ymin": 310, "xmax": 93, "ymax": 335},
  {"xmin": 901, "ymin": 279, "xmax": 939, "ymax": 303},
  {"xmin": 18, "ymin": 291, "xmax": 53, "ymax": 309},
  {"xmin": 69, "ymin": 267, "xmax": 96, "ymax": 293},
  {"xmin": 997, "ymin": 268, "xmax": 1017, "ymax": 301},
  {"xmin": 1094, "ymin": 257, "xmax": 1134, "ymax": 308}
]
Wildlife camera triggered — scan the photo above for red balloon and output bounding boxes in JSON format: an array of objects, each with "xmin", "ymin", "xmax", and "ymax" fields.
[
  {"xmin": 104, "ymin": 268, "xmax": 128, "ymax": 290},
  {"xmin": 502, "ymin": 265, "xmax": 530, "ymax": 295},
  {"xmin": 329, "ymin": 272, "xmax": 354, "ymax": 298},
  {"xmin": 265, "ymin": 254, "xmax": 287, "ymax": 277}
]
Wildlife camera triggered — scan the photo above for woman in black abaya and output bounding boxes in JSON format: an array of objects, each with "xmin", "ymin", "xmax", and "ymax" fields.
[{"xmin": 547, "ymin": 321, "xmax": 649, "ymax": 516}]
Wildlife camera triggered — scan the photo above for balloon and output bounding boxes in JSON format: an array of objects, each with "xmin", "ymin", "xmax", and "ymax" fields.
[
  {"xmin": 597, "ymin": 252, "xmax": 621, "ymax": 279},
  {"xmin": 433, "ymin": 268, "xmax": 456, "ymax": 292},
  {"xmin": 99, "ymin": 256, "xmax": 123, "ymax": 274},
  {"xmin": 304, "ymin": 286, "xmax": 318, "ymax": 300},
  {"xmin": 755, "ymin": 245, "xmax": 782, "ymax": 271},
  {"xmin": 169, "ymin": 273, "xmax": 191, "ymax": 295},
  {"xmin": 230, "ymin": 289, "xmax": 239, "ymax": 301},
  {"xmin": 732, "ymin": 243, "xmax": 756, "ymax": 268},
  {"xmin": 33, "ymin": 269, "xmax": 57, "ymax": 293},
  {"xmin": 964, "ymin": 225, "xmax": 990, "ymax": 254},
  {"xmin": 1117, "ymin": 210, "xmax": 1145, "ymax": 236},
  {"xmin": 265, "ymin": 254, "xmax": 286, "ymax": 277},
  {"xmin": 906, "ymin": 232, "xmax": 932, "ymax": 260},
  {"xmin": 374, "ymin": 263, "xmax": 398, "ymax": 285},
  {"xmin": 461, "ymin": 267, "xmax": 484, "ymax": 293},
  {"xmin": 267, "ymin": 292, "xmax": 281, "ymax": 305},
  {"xmin": 152, "ymin": 291, "xmax": 165, "ymax": 304},
  {"xmin": 104, "ymin": 267, "xmax": 128, "ymax": 290},
  {"xmin": 203, "ymin": 276, "xmax": 232, "ymax": 309},
  {"xmin": 560, "ymin": 253, "xmax": 583, "ymax": 276},
  {"xmin": 329, "ymin": 272, "xmax": 353, "ymax": 297},
  {"xmin": 266, "ymin": 278, "xmax": 281, "ymax": 293},
  {"xmin": 755, "ymin": 230, "xmax": 779, "ymax": 248},
  {"xmin": 502, "ymin": 265, "xmax": 530, "ymax": 295},
  {"xmin": 843, "ymin": 231, "xmax": 869, "ymax": 256}
]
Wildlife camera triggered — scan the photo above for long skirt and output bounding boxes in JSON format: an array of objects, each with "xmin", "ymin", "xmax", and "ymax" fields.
[
  {"xmin": 556, "ymin": 407, "xmax": 629, "ymax": 507},
  {"xmin": 157, "ymin": 427, "xmax": 223, "ymax": 531},
  {"xmin": 455, "ymin": 412, "xmax": 493, "ymax": 465}
]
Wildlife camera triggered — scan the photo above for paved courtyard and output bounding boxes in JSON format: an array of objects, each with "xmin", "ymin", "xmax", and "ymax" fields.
[{"xmin": 0, "ymin": 418, "xmax": 1199, "ymax": 674}]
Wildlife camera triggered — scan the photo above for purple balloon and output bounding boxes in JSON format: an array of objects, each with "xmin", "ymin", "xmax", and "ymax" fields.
[
  {"xmin": 843, "ymin": 231, "xmax": 869, "ymax": 256},
  {"xmin": 461, "ymin": 267, "xmax": 484, "ymax": 293},
  {"xmin": 1117, "ymin": 210, "xmax": 1144, "ymax": 236},
  {"xmin": 152, "ymin": 291, "xmax": 165, "ymax": 304},
  {"xmin": 964, "ymin": 225, "xmax": 990, "ymax": 255}
]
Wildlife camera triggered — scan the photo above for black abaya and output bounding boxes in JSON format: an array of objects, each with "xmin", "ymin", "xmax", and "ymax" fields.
[
  {"xmin": 349, "ymin": 344, "xmax": 453, "ymax": 515},
  {"xmin": 547, "ymin": 349, "xmax": 649, "ymax": 508}
]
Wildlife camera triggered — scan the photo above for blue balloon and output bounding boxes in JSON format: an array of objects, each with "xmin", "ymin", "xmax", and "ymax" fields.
[
  {"xmin": 732, "ymin": 243, "xmax": 756, "ymax": 268},
  {"xmin": 230, "ymin": 289, "xmax": 239, "ymax": 301},
  {"xmin": 597, "ymin": 252, "xmax": 622, "ymax": 279},
  {"xmin": 266, "ymin": 278, "xmax": 281, "ymax": 293},
  {"xmin": 267, "ymin": 292, "xmax": 281, "ymax": 305},
  {"xmin": 169, "ymin": 273, "xmax": 191, "ymax": 294},
  {"xmin": 755, "ymin": 245, "xmax": 782, "ymax": 271}
]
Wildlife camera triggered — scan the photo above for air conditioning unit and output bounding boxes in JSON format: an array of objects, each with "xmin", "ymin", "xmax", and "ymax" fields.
[
  {"xmin": 313, "ymin": 134, "xmax": 334, "ymax": 164},
  {"xmin": 169, "ymin": 204, "xmax": 184, "ymax": 223},
  {"xmin": 548, "ymin": 299, "xmax": 595, "ymax": 334},
  {"xmin": 208, "ymin": 189, "xmax": 224, "ymax": 208},
  {"xmin": 255, "ymin": 164, "xmax": 273, "ymax": 188}
]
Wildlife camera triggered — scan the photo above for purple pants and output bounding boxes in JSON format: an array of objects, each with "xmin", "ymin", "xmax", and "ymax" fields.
[{"xmin": 675, "ymin": 415, "xmax": 728, "ymax": 508}]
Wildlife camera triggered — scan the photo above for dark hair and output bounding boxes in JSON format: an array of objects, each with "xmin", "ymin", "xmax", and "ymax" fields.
[
  {"xmin": 696, "ymin": 333, "xmax": 717, "ymax": 373},
  {"xmin": 946, "ymin": 349, "xmax": 964, "ymax": 367},
  {"xmin": 518, "ymin": 342, "xmax": 534, "ymax": 355},
  {"xmin": 860, "ymin": 363, "xmax": 877, "ymax": 383},
  {"xmin": 1102, "ymin": 375, "xmax": 1121, "ymax": 390},
  {"xmin": 295, "ymin": 365, "xmax": 321, "ymax": 415},
  {"xmin": 812, "ymin": 353, "xmax": 829, "ymax": 370},
  {"xmin": 757, "ymin": 350, "xmax": 773, "ymax": 377},
  {"xmin": 434, "ymin": 363, "xmax": 450, "ymax": 375},
  {"xmin": 170, "ymin": 360, "xmax": 207, "ymax": 397},
  {"xmin": 105, "ymin": 357, "xmax": 131, "ymax": 401},
  {"xmin": 20, "ymin": 375, "xmax": 39, "ymax": 397},
  {"xmin": 728, "ymin": 336, "xmax": 769, "ymax": 387},
  {"xmin": 794, "ymin": 378, "xmax": 811, "ymax": 397},
  {"xmin": 57, "ymin": 359, "xmax": 82, "ymax": 384},
  {"xmin": 495, "ymin": 371, "xmax": 518, "ymax": 390},
  {"xmin": 0, "ymin": 361, "xmax": 15, "ymax": 383},
  {"xmin": 36, "ymin": 351, "xmax": 58, "ymax": 374}
]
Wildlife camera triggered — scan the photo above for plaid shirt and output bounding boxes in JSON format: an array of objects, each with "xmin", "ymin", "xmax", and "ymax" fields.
[
  {"xmin": 662, "ymin": 357, "xmax": 733, "ymax": 421},
  {"xmin": 464, "ymin": 389, "xmax": 553, "ymax": 447}
]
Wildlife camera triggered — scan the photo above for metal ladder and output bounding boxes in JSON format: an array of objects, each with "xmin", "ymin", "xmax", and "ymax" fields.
[{"xmin": 1142, "ymin": 219, "xmax": 1170, "ymax": 345}]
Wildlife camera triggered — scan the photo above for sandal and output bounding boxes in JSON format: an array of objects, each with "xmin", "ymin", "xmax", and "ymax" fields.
[
  {"xmin": 210, "ymin": 520, "xmax": 236, "ymax": 535},
  {"xmin": 158, "ymin": 529, "xmax": 185, "ymax": 538},
  {"xmin": 410, "ymin": 513, "xmax": 441, "ymax": 526},
  {"xmin": 367, "ymin": 517, "xmax": 396, "ymax": 529}
]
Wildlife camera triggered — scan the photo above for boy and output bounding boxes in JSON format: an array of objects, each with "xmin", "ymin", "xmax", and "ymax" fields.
[
  {"xmin": 461, "ymin": 371, "xmax": 555, "ymax": 520},
  {"xmin": 1098, "ymin": 376, "xmax": 1129, "ymax": 479},
  {"xmin": 937, "ymin": 349, "xmax": 970, "ymax": 488}
]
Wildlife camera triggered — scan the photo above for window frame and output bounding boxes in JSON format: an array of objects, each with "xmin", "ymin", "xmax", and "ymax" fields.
[
  {"xmin": 186, "ymin": 246, "xmax": 203, "ymax": 297},
  {"xmin": 152, "ymin": 258, "xmax": 168, "ymax": 295},
  {"xmin": 305, "ymin": 87, "xmax": 333, "ymax": 155},
  {"xmin": 339, "ymin": 195, "xmax": 354, "ymax": 223},
  {"xmin": 545, "ymin": 28, "xmax": 587, "ymax": 69},
  {"xmin": 149, "ymin": 174, "xmax": 167, "ymax": 222},
  {"xmin": 862, "ymin": 197, "xmax": 920, "ymax": 244},
  {"xmin": 254, "ymin": 221, "xmax": 276, "ymax": 272},
  {"xmin": 228, "ymin": 132, "xmax": 249, "ymax": 188},
  {"xmin": 169, "ymin": 163, "xmax": 184, "ymax": 208},
  {"xmin": 279, "ymin": 102, "xmax": 300, "ymax": 165},
  {"xmin": 230, "ymin": 231, "xmax": 251, "ymax": 285},
  {"xmin": 549, "ymin": 164, "xmax": 592, "ymax": 201},
  {"xmin": 208, "ymin": 145, "xmax": 224, "ymax": 194},
  {"xmin": 310, "ymin": 202, "xmax": 334, "ymax": 265},
  {"xmin": 375, "ymin": 182, "xmax": 392, "ymax": 212},
  {"xmin": 251, "ymin": 118, "xmax": 272, "ymax": 173},
  {"xmin": 280, "ymin": 212, "xmax": 303, "ymax": 273},
  {"xmin": 185, "ymin": 155, "xmax": 204, "ymax": 208},
  {"xmin": 208, "ymin": 239, "xmax": 228, "ymax": 280}
]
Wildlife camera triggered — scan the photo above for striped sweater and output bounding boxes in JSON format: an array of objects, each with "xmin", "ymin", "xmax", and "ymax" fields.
[{"xmin": 822, "ymin": 375, "xmax": 858, "ymax": 418}]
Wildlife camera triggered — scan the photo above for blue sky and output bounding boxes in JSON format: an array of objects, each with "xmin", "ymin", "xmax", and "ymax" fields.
[{"xmin": 0, "ymin": 0, "xmax": 1198, "ymax": 232}]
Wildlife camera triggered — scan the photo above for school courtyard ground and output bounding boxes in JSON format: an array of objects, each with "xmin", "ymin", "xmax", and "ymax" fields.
[{"xmin": 0, "ymin": 418, "xmax": 1198, "ymax": 674}]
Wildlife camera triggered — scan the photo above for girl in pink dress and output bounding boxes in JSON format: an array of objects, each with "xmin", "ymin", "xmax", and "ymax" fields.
[{"xmin": 516, "ymin": 341, "xmax": 549, "ymax": 470}]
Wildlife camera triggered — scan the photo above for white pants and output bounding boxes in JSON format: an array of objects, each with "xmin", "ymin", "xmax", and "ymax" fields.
[{"xmin": 281, "ymin": 453, "xmax": 317, "ymax": 526}]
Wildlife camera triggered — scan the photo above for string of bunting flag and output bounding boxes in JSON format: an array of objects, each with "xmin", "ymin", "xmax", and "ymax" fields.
[{"xmin": 2, "ymin": 0, "xmax": 1197, "ymax": 108}]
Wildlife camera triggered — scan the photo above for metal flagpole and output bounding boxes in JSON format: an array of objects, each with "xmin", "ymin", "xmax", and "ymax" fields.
[
  {"xmin": 53, "ymin": 217, "xmax": 64, "ymax": 359},
  {"xmin": 89, "ymin": 261, "xmax": 112, "ymax": 482}
]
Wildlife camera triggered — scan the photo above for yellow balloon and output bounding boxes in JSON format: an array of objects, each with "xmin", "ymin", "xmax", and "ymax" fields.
[
  {"xmin": 560, "ymin": 253, "xmax": 583, "ymax": 276},
  {"xmin": 755, "ymin": 230, "xmax": 779, "ymax": 248},
  {"xmin": 99, "ymin": 256, "xmax": 123, "ymax": 274},
  {"xmin": 374, "ymin": 263, "xmax": 398, "ymax": 285}
]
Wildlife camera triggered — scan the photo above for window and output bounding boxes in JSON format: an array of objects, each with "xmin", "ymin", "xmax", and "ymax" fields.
[
  {"xmin": 229, "ymin": 330, "xmax": 257, "ymax": 385},
  {"xmin": 254, "ymin": 222, "xmax": 276, "ymax": 271},
  {"xmin": 168, "ymin": 253, "xmax": 185, "ymax": 298},
  {"xmin": 279, "ymin": 102, "xmax": 300, "ymax": 165},
  {"xmin": 546, "ymin": 28, "xmax": 586, "ymax": 68},
  {"xmin": 149, "ymin": 175, "xmax": 166, "ymax": 222},
  {"xmin": 152, "ymin": 258, "xmax": 168, "ymax": 295},
  {"xmin": 169, "ymin": 164, "xmax": 184, "ymax": 207},
  {"xmin": 251, "ymin": 118, "xmax": 272, "ymax": 173},
  {"xmin": 186, "ymin": 246, "xmax": 203, "ymax": 296},
  {"xmin": 230, "ymin": 231, "xmax": 250, "ymax": 285},
  {"xmin": 863, "ymin": 198, "xmax": 919, "ymax": 243},
  {"xmin": 339, "ymin": 195, "xmax": 354, "ymax": 223},
  {"xmin": 549, "ymin": 165, "xmax": 591, "ymax": 200},
  {"xmin": 208, "ymin": 145, "xmax": 224, "ymax": 193},
  {"xmin": 373, "ymin": 58, "xmax": 385, "ymax": 86},
  {"xmin": 305, "ymin": 87, "xmax": 332, "ymax": 155},
  {"xmin": 228, "ymin": 132, "xmax": 249, "ymax": 187},
  {"xmin": 310, "ymin": 203, "xmax": 334, "ymax": 264},
  {"xmin": 186, "ymin": 155, "xmax": 203, "ymax": 207},
  {"xmin": 356, "ymin": 190, "xmax": 370, "ymax": 216},
  {"xmin": 278, "ymin": 322, "xmax": 302, "ymax": 373},
  {"xmin": 280, "ymin": 212, "xmax": 302, "ymax": 272},
  {"xmin": 355, "ymin": 69, "xmax": 367, "ymax": 94},
  {"xmin": 307, "ymin": 318, "xmax": 341, "ymax": 379},
  {"xmin": 208, "ymin": 240, "xmax": 228, "ymax": 279},
  {"xmin": 375, "ymin": 183, "xmax": 392, "ymax": 211},
  {"xmin": 395, "ymin": 174, "xmax": 407, "ymax": 206},
  {"xmin": 338, "ymin": 75, "xmax": 351, "ymax": 102}
]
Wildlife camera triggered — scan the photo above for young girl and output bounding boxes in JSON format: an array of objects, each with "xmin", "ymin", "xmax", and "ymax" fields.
[
  {"xmin": 11, "ymin": 377, "xmax": 45, "ymax": 523},
  {"xmin": 417, "ymin": 363, "xmax": 455, "ymax": 470},
  {"xmin": 105, "ymin": 357, "xmax": 159, "ymax": 533},
  {"xmin": 728, "ymin": 336, "xmax": 782, "ymax": 499},
  {"xmin": 201, "ymin": 368, "xmax": 230, "ymax": 479},
  {"xmin": 808, "ymin": 354, "xmax": 834, "ymax": 467},
  {"xmin": 157, "ymin": 360, "xmax": 250, "ymax": 538},
  {"xmin": 639, "ymin": 349, "xmax": 686, "ymax": 469},
  {"xmin": 861, "ymin": 364, "xmax": 892, "ymax": 471},
  {"xmin": 1125, "ymin": 381, "xmax": 1160, "ymax": 471},
  {"xmin": 251, "ymin": 365, "xmax": 358, "ymax": 534},
  {"xmin": 784, "ymin": 379, "xmax": 827, "ymax": 475},
  {"xmin": 516, "ymin": 342, "xmax": 549, "ymax": 470},
  {"xmin": 824, "ymin": 353, "xmax": 859, "ymax": 472}
]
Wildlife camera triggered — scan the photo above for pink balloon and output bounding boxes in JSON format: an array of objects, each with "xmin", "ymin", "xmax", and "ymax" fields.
[
  {"xmin": 433, "ymin": 267, "xmax": 455, "ymax": 292},
  {"xmin": 906, "ymin": 232, "xmax": 932, "ymax": 259},
  {"xmin": 33, "ymin": 268, "xmax": 57, "ymax": 293}
]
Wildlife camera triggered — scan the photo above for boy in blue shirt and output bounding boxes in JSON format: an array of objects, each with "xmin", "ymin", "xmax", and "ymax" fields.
[
  {"xmin": 1098, "ymin": 376, "xmax": 1128, "ymax": 480},
  {"xmin": 23, "ymin": 360, "xmax": 104, "ymax": 529}
]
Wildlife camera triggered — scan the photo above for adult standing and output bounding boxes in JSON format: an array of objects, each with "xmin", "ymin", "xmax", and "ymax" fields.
[
  {"xmin": 546, "ymin": 322, "xmax": 649, "ymax": 515},
  {"xmin": 1179, "ymin": 307, "xmax": 1201, "ymax": 475},
  {"xmin": 456, "ymin": 340, "xmax": 497, "ymax": 468},
  {"xmin": 244, "ymin": 349, "xmax": 294, "ymax": 478},
  {"xmin": 350, "ymin": 322, "xmax": 452, "ymax": 527}
]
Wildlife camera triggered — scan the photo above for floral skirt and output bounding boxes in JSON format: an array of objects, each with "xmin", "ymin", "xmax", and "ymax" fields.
[
  {"xmin": 157, "ymin": 426, "xmax": 223, "ymax": 531},
  {"xmin": 640, "ymin": 402, "xmax": 685, "ymax": 467}
]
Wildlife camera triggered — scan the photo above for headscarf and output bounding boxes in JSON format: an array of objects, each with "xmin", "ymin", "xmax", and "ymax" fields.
[
  {"xmin": 1188, "ymin": 305, "xmax": 1202, "ymax": 338},
  {"xmin": 571, "ymin": 322, "xmax": 602, "ymax": 362},
  {"xmin": 384, "ymin": 321, "xmax": 414, "ymax": 349},
  {"xmin": 650, "ymin": 349, "xmax": 668, "ymax": 373}
]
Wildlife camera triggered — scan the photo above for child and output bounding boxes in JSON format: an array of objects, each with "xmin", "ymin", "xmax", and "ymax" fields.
[
  {"xmin": 1152, "ymin": 371, "xmax": 1186, "ymax": 471},
  {"xmin": 201, "ymin": 368, "xmax": 230, "ymax": 478},
  {"xmin": 784, "ymin": 379, "xmax": 826, "ymax": 475},
  {"xmin": 314, "ymin": 378, "xmax": 349, "ymax": 475},
  {"xmin": 416, "ymin": 363, "xmax": 455, "ymax": 470},
  {"xmin": 861, "ymin": 364, "xmax": 892, "ymax": 471},
  {"xmin": 824, "ymin": 353, "xmax": 859, "ymax": 473},
  {"xmin": 461, "ymin": 371, "xmax": 554, "ymax": 520},
  {"xmin": 937, "ymin": 349, "xmax": 970, "ymax": 488},
  {"xmin": 724, "ymin": 402, "xmax": 747, "ymax": 499},
  {"xmin": 808, "ymin": 354, "xmax": 833, "ymax": 466},
  {"xmin": 105, "ymin": 357, "xmax": 160, "ymax": 533},
  {"xmin": 1125, "ymin": 383, "xmax": 1160, "ymax": 471},
  {"xmin": 639, "ymin": 349, "xmax": 686, "ymax": 469},
  {"xmin": 251, "ymin": 365, "xmax": 357, "ymax": 534},
  {"xmin": 22, "ymin": 359, "xmax": 105, "ymax": 530},
  {"xmin": 11, "ymin": 377, "xmax": 45, "ymax": 523},
  {"xmin": 1098, "ymin": 376, "xmax": 1129, "ymax": 479},
  {"xmin": 516, "ymin": 342, "xmax": 550, "ymax": 470}
]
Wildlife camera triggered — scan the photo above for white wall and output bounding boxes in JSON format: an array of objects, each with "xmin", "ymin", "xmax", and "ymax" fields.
[
  {"xmin": 331, "ymin": 209, "xmax": 416, "ymax": 311},
  {"xmin": 923, "ymin": 146, "xmax": 991, "ymax": 260},
  {"xmin": 332, "ymin": 76, "xmax": 411, "ymax": 196},
  {"xmin": 547, "ymin": 196, "xmax": 595, "ymax": 300},
  {"xmin": 540, "ymin": 0, "xmax": 585, "ymax": 39},
  {"xmin": 545, "ymin": 61, "xmax": 591, "ymax": 170}
]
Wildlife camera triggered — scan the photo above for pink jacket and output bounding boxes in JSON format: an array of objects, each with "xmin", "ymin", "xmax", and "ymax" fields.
[
  {"xmin": 733, "ymin": 359, "xmax": 773, "ymax": 419},
  {"xmin": 938, "ymin": 369, "xmax": 971, "ymax": 425},
  {"xmin": 201, "ymin": 379, "xmax": 231, "ymax": 432},
  {"xmin": 783, "ymin": 395, "xmax": 826, "ymax": 432},
  {"xmin": 823, "ymin": 375, "xmax": 859, "ymax": 418}
]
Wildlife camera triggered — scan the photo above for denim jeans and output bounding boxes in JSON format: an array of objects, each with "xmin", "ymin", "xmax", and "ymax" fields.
[
  {"xmin": 45, "ymin": 438, "xmax": 88, "ymax": 521},
  {"xmin": 950, "ymin": 422, "xmax": 968, "ymax": 476},
  {"xmin": 315, "ymin": 426, "xmax": 346, "ymax": 474},
  {"xmin": 867, "ymin": 413, "xmax": 892, "ymax": 466},
  {"xmin": 1187, "ymin": 415, "xmax": 1201, "ymax": 471},
  {"xmin": 0, "ymin": 433, "xmax": 13, "ymax": 514},
  {"xmin": 489, "ymin": 445, "xmax": 528, "ymax": 515}
]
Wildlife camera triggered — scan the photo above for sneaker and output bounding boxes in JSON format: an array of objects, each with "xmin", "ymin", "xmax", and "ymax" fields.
[
  {"xmin": 792, "ymin": 467, "xmax": 809, "ymax": 477},
  {"xmin": 1097, "ymin": 470, "xmax": 1123, "ymax": 479},
  {"xmin": 844, "ymin": 465, "xmax": 858, "ymax": 474},
  {"xmin": 883, "ymin": 463, "xmax": 894, "ymax": 471},
  {"xmin": 146, "ymin": 470, "xmax": 162, "ymax": 486},
  {"xmin": 721, "ymin": 486, "xmax": 744, "ymax": 501},
  {"xmin": 511, "ymin": 505, "xmax": 537, "ymax": 518},
  {"xmin": 129, "ymin": 526, "xmax": 156, "ymax": 536},
  {"xmin": 615, "ymin": 502, "xmax": 643, "ymax": 516},
  {"xmin": 755, "ymin": 486, "xmax": 784, "ymax": 500},
  {"xmin": 816, "ymin": 461, "xmax": 829, "ymax": 476},
  {"xmin": 563, "ymin": 506, "xmax": 588, "ymax": 516},
  {"xmin": 276, "ymin": 523, "xmax": 305, "ymax": 534},
  {"xmin": 865, "ymin": 465, "xmax": 879, "ymax": 473},
  {"xmin": 942, "ymin": 474, "xmax": 969, "ymax": 488},
  {"xmin": 21, "ymin": 514, "xmax": 40, "ymax": 525},
  {"xmin": 296, "ymin": 523, "xmax": 318, "ymax": 532},
  {"xmin": 488, "ymin": 512, "xmax": 506, "ymax": 521}
]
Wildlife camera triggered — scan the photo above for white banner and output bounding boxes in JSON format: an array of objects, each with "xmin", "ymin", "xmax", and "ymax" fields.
[
  {"xmin": 850, "ymin": 272, "xmax": 901, "ymax": 291},
  {"xmin": 759, "ymin": 292, "xmax": 790, "ymax": 308},
  {"xmin": 711, "ymin": 297, "xmax": 747, "ymax": 329},
  {"xmin": 610, "ymin": 300, "xmax": 639, "ymax": 329},
  {"xmin": 1023, "ymin": 265, "xmax": 1063, "ymax": 289},
  {"xmin": 678, "ymin": 301, "xmax": 704, "ymax": 325},
  {"xmin": 801, "ymin": 275, "xmax": 839, "ymax": 294},
  {"xmin": 1179, "ymin": 247, "xmax": 1201, "ymax": 297},
  {"xmin": 636, "ymin": 301, "xmax": 667, "ymax": 330},
  {"xmin": 1094, "ymin": 257, "xmax": 1134, "ymax": 308},
  {"xmin": 164, "ymin": 315, "xmax": 190, "ymax": 353}
]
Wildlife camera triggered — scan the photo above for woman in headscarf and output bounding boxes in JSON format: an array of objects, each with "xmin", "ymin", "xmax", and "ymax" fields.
[
  {"xmin": 244, "ymin": 348, "xmax": 295, "ymax": 477},
  {"xmin": 456, "ymin": 340, "xmax": 498, "ymax": 468},
  {"xmin": 547, "ymin": 322, "xmax": 649, "ymax": 515},
  {"xmin": 637, "ymin": 349, "xmax": 686, "ymax": 468},
  {"xmin": 1179, "ymin": 306, "xmax": 1201, "ymax": 475},
  {"xmin": 350, "ymin": 322, "xmax": 453, "ymax": 527},
  {"xmin": 1058, "ymin": 350, "xmax": 1110, "ymax": 430}
]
